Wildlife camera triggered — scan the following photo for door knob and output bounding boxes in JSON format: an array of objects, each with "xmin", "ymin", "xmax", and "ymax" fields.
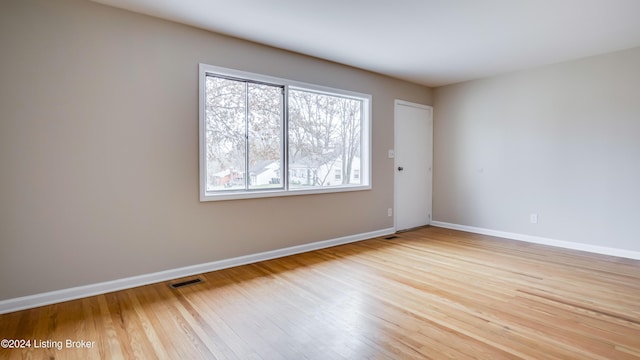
[{"xmin": 398, "ymin": 166, "xmax": 404, "ymax": 171}]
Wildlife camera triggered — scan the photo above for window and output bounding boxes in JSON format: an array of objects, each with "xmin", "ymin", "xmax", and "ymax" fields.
[
  {"xmin": 203, "ymin": 76, "xmax": 284, "ymax": 192},
  {"xmin": 200, "ymin": 64, "xmax": 371, "ymax": 201}
]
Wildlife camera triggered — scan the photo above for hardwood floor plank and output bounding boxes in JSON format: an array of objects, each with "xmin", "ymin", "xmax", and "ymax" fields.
[{"xmin": 1, "ymin": 226, "xmax": 639, "ymax": 359}]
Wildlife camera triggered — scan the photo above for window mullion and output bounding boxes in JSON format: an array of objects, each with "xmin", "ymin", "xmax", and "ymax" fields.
[
  {"xmin": 244, "ymin": 81, "xmax": 250, "ymax": 190},
  {"xmin": 283, "ymin": 86, "xmax": 289, "ymax": 191}
]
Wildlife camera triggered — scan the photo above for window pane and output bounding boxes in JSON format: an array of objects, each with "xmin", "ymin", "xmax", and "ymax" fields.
[
  {"xmin": 204, "ymin": 76, "xmax": 246, "ymax": 191},
  {"xmin": 248, "ymin": 83, "xmax": 283, "ymax": 190},
  {"xmin": 288, "ymin": 89, "xmax": 363, "ymax": 189}
]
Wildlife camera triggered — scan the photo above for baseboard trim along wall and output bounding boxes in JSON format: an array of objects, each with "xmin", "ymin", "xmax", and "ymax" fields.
[
  {"xmin": 0, "ymin": 228, "xmax": 395, "ymax": 315},
  {"xmin": 431, "ymin": 221, "xmax": 640, "ymax": 261}
]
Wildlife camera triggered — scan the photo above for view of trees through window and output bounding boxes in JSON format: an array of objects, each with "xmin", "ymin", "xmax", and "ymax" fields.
[
  {"xmin": 288, "ymin": 89, "xmax": 362, "ymax": 188},
  {"xmin": 204, "ymin": 76, "xmax": 283, "ymax": 191},
  {"xmin": 204, "ymin": 72, "xmax": 366, "ymax": 196}
]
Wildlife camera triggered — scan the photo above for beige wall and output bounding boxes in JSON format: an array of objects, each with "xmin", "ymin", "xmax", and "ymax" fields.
[
  {"xmin": 0, "ymin": 0, "xmax": 431, "ymax": 300},
  {"xmin": 434, "ymin": 47, "xmax": 640, "ymax": 252}
]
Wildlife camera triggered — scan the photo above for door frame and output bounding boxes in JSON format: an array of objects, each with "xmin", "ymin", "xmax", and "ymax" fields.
[{"xmin": 394, "ymin": 99, "xmax": 433, "ymax": 231}]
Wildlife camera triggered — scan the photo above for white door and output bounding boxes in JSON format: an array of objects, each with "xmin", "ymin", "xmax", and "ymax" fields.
[{"xmin": 394, "ymin": 100, "xmax": 433, "ymax": 231}]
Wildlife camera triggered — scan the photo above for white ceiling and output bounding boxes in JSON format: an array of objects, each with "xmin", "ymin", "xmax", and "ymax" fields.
[{"xmin": 91, "ymin": 0, "xmax": 640, "ymax": 87}]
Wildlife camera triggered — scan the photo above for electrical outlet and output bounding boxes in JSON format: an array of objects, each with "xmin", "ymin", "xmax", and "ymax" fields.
[
  {"xmin": 388, "ymin": 208, "xmax": 393, "ymax": 217},
  {"xmin": 530, "ymin": 213, "xmax": 538, "ymax": 224}
]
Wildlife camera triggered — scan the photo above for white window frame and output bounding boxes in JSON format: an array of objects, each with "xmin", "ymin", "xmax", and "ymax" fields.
[{"xmin": 199, "ymin": 63, "xmax": 372, "ymax": 201}]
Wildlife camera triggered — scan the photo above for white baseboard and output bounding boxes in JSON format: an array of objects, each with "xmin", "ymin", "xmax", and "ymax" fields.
[
  {"xmin": 431, "ymin": 221, "xmax": 640, "ymax": 261},
  {"xmin": 0, "ymin": 228, "xmax": 395, "ymax": 315}
]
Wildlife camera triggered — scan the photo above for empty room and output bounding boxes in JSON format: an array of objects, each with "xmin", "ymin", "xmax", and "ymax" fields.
[{"xmin": 1, "ymin": 0, "xmax": 639, "ymax": 359}]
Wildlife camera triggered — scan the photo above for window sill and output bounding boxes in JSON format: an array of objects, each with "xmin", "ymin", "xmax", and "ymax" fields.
[{"xmin": 200, "ymin": 185, "xmax": 372, "ymax": 202}]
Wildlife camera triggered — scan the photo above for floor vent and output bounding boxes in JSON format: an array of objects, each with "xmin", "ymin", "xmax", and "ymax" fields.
[
  {"xmin": 384, "ymin": 235, "xmax": 399, "ymax": 240},
  {"xmin": 169, "ymin": 278, "xmax": 203, "ymax": 289}
]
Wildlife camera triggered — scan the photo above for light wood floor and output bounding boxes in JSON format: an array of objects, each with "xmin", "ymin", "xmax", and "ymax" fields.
[{"xmin": 1, "ymin": 227, "xmax": 639, "ymax": 359}]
